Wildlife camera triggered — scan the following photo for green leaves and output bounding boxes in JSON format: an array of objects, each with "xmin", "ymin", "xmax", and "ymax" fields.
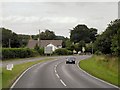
[
  {"xmin": 2, "ymin": 48, "xmax": 38, "ymax": 60},
  {"xmin": 70, "ymin": 24, "xmax": 97, "ymax": 43},
  {"xmin": 94, "ymin": 19, "xmax": 120, "ymax": 56}
]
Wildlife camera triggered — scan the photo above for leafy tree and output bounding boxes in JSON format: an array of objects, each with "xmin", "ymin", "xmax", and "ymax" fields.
[
  {"xmin": 1, "ymin": 28, "xmax": 29, "ymax": 48},
  {"xmin": 2, "ymin": 28, "xmax": 12, "ymax": 47},
  {"xmin": 70, "ymin": 24, "xmax": 97, "ymax": 43},
  {"xmin": 35, "ymin": 29, "xmax": 56, "ymax": 40},
  {"xmin": 94, "ymin": 36, "xmax": 111, "ymax": 54},
  {"xmin": 18, "ymin": 34, "xmax": 30, "ymax": 47},
  {"xmin": 94, "ymin": 19, "xmax": 120, "ymax": 55}
]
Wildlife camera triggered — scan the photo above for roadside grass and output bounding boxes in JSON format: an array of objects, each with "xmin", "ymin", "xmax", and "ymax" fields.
[
  {"xmin": 2, "ymin": 58, "xmax": 55, "ymax": 89},
  {"xmin": 2, "ymin": 56, "xmax": 42, "ymax": 62},
  {"xmin": 79, "ymin": 55, "xmax": 119, "ymax": 86}
]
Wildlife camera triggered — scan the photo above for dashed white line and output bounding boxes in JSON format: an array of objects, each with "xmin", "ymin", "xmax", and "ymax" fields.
[
  {"xmin": 55, "ymin": 65, "xmax": 57, "ymax": 67},
  {"xmin": 56, "ymin": 74, "xmax": 60, "ymax": 78},
  {"xmin": 55, "ymin": 69, "xmax": 57, "ymax": 73},
  {"xmin": 60, "ymin": 79, "xmax": 67, "ymax": 86},
  {"xmin": 54, "ymin": 63, "xmax": 67, "ymax": 87}
]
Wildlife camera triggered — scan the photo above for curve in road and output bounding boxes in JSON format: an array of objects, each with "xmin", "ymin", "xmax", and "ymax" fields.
[{"xmin": 11, "ymin": 55, "xmax": 118, "ymax": 89}]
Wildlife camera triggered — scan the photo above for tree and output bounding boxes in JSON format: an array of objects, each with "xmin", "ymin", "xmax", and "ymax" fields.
[
  {"xmin": 2, "ymin": 28, "xmax": 12, "ymax": 47},
  {"xmin": 70, "ymin": 24, "xmax": 97, "ymax": 43},
  {"xmin": 36, "ymin": 29, "xmax": 56, "ymax": 40},
  {"xmin": 1, "ymin": 28, "xmax": 29, "ymax": 48},
  {"xmin": 94, "ymin": 19, "xmax": 120, "ymax": 55}
]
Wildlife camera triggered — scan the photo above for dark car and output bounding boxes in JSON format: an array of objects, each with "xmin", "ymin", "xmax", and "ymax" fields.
[{"xmin": 66, "ymin": 57, "xmax": 76, "ymax": 64}]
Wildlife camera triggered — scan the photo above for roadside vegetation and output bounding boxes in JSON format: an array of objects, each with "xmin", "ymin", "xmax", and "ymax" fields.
[
  {"xmin": 2, "ymin": 58, "xmax": 54, "ymax": 89},
  {"xmin": 79, "ymin": 19, "xmax": 120, "ymax": 87},
  {"xmin": 80, "ymin": 55, "xmax": 119, "ymax": 86},
  {"xmin": 1, "ymin": 15, "xmax": 119, "ymax": 88},
  {"xmin": 2, "ymin": 48, "xmax": 39, "ymax": 60}
]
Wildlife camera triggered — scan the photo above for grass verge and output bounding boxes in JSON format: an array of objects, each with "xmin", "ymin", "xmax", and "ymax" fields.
[
  {"xmin": 2, "ymin": 58, "xmax": 55, "ymax": 89},
  {"xmin": 79, "ymin": 55, "xmax": 119, "ymax": 86}
]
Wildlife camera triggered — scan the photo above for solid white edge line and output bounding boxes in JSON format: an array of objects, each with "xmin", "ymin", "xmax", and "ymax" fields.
[
  {"xmin": 10, "ymin": 59, "xmax": 58, "ymax": 89},
  {"xmin": 60, "ymin": 79, "xmax": 67, "ymax": 86},
  {"xmin": 77, "ymin": 59, "xmax": 119, "ymax": 89},
  {"xmin": 10, "ymin": 63, "xmax": 40, "ymax": 89}
]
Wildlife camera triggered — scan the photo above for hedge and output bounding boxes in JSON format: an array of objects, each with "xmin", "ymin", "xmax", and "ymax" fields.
[
  {"xmin": 2, "ymin": 48, "xmax": 39, "ymax": 60},
  {"xmin": 54, "ymin": 48, "xmax": 73, "ymax": 55}
]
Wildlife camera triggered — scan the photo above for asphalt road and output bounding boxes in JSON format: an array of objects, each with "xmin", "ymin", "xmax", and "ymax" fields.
[{"xmin": 11, "ymin": 55, "xmax": 117, "ymax": 88}]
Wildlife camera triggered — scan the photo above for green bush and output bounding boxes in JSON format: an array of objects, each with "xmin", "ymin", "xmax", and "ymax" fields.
[
  {"xmin": 54, "ymin": 48, "xmax": 73, "ymax": 55},
  {"xmin": 2, "ymin": 48, "xmax": 39, "ymax": 60},
  {"xmin": 37, "ymin": 48, "xmax": 44, "ymax": 55},
  {"xmin": 34, "ymin": 44, "xmax": 44, "ymax": 55},
  {"xmin": 95, "ymin": 50, "xmax": 102, "ymax": 55}
]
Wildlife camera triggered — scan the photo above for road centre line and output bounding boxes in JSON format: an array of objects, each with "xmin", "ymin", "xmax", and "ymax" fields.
[
  {"xmin": 56, "ymin": 73, "xmax": 60, "ymax": 78},
  {"xmin": 10, "ymin": 59, "xmax": 58, "ymax": 89},
  {"xmin": 60, "ymin": 79, "xmax": 67, "ymax": 86},
  {"xmin": 54, "ymin": 62, "xmax": 67, "ymax": 87}
]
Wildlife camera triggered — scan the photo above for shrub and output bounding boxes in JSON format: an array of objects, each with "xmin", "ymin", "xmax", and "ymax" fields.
[
  {"xmin": 54, "ymin": 48, "xmax": 73, "ymax": 55},
  {"xmin": 95, "ymin": 50, "xmax": 102, "ymax": 55},
  {"xmin": 37, "ymin": 48, "xmax": 44, "ymax": 55},
  {"xmin": 2, "ymin": 48, "xmax": 39, "ymax": 60}
]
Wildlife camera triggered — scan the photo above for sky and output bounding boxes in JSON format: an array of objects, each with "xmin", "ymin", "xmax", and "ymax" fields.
[{"xmin": 0, "ymin": 1, "xmax": 118, "ymax": 37}]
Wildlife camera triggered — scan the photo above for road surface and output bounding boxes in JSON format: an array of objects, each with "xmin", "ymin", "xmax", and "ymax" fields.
[{"xmin": 11, "ymin": 55, "xmax": 118, "ymax": 89}]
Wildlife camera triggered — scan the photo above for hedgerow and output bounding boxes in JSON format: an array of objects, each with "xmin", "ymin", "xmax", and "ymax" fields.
[
  {"xmin": 54, "ymin": 48, "xmax": 73, "ymax": 55},
  {"xmin": 2, "ymin": 48, "xmax": 39, "ymax": 60}
]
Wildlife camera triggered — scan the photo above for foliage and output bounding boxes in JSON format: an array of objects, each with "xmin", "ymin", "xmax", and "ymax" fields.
[
  {"xmin": 54, "ymin": 48, "xmax": 73, "ymax": 55},
  {"xmin": 2, "ymin": 48, "xmax": 38, "ymax": 60},
  {"xmin": 70, "ymin": 24, "xmax": 97, "ymax": 43},
  {"xmin": 1, "ymin": 28, "xmax": 30, "ymax": 48},
  {"xmin": 94, "ymin": 19, "xmax": 120, "ymax": 55},
  {"xmin": 18, "ymin": 34, "xmax": 30, "ymax": 47},
  {"xmin": 34, "ymin": 44, "xmax": 44, "ymax": 55},
  {"xmin": 85, "ymin": 43, "xmax": 92, "ymax": 53},
  {"xmin": 34, "ymin": 29, "xmax": 56, "ymax": 40}
]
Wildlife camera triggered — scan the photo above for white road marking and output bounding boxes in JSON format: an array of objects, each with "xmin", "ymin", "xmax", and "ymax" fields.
[
  {"xmin": 77, "ymin": 59, "xmax": 119, "ymax": 89},
  {"xmin": 55, "ymin": 65, "xmax": 57, "ymax": 67},
  {"xmin": 10, "ymin": 59, "xmax": 57, "ymax": 89},
  {"xmin": 54, "ymin": 63, "xmax": 67, "ymax": 87},
  {"xmin": 10, "ymin": 63, "xmax": 42, "ymax": 89},
  {"xmin": 56, "ymin": 74, "xmax": 60, "ymax": 78},
  {"xmin": 60, "ymin": 79, "xmax": 67, "ymax": 86},
  {"xmin": 55, "ymin": 69, "xmax": 57, "ymax": 73}
]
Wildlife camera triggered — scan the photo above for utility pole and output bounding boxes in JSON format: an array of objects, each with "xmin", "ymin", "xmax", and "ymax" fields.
[{"xmin": 9, "ymin": 39, "xmax": 11, "ymax": 48}]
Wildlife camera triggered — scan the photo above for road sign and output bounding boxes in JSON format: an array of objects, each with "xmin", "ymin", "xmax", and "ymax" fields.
[
  {"xmin": 7, "ymin": 64, "xmax": 13, "ymax": 71},
  {"xmin": 44, "ymin": 46, "xmax": 53, "ymax": 54}
]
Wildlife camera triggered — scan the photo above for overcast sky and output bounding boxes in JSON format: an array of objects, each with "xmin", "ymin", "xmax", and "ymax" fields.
[{"xmin": 0, "ymin": 2, "xmax": 118, "ymax": 37}]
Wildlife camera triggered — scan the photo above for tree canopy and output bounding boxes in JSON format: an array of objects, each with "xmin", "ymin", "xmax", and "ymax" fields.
[
  {"xmin": 70, "ymin": 24, "xmax": 97, "ymax": 43},
  {"xmin": 1, "ymin": 28, "xmax": 29, "ymax": 48},
  {"xmin": 94, "ymin": 19, "xmax": 120, "ymax": 55}
]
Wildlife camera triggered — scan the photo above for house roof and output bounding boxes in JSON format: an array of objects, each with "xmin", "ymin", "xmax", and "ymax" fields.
[{"xmin": 27, "ymin": 40, "xmax": 62, "ymax": 48}]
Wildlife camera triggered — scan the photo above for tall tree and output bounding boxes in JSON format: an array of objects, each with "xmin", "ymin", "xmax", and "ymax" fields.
[
  {"xmin": 40, "ymin": 29, "xmax": 56, "ymax": 40},
  {"xmin": 1, "ymin": 28, "xmax": 28, "ymax": 48},
  {"xmin": 70, "ymin": 24, "xmax": 97, "ymax": 43},
  {"xmin": 94, "ymin": 19, "xmax": 120, "ymax": 55}
]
